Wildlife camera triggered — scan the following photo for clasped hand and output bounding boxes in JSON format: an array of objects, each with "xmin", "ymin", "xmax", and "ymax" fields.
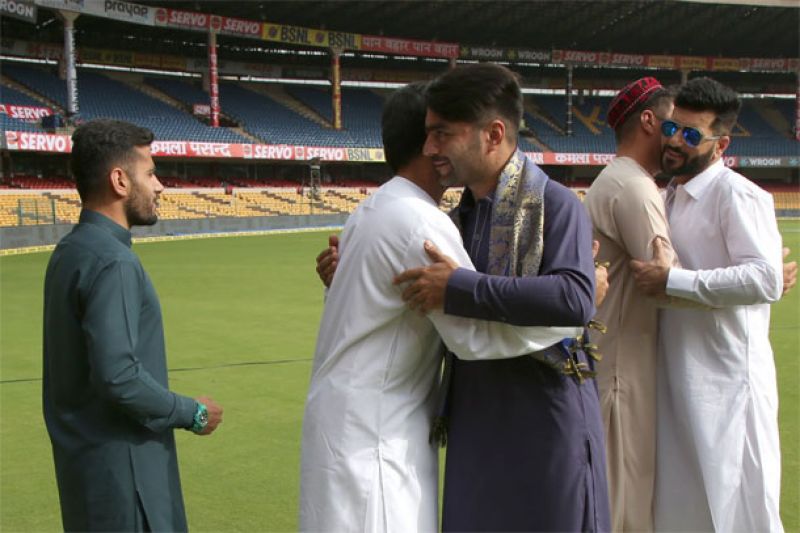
[{"xmin": 393, "ymin": 241, "xmax": 458, "ymax": 313}]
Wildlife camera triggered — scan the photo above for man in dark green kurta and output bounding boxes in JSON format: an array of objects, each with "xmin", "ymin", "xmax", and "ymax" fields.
[{"xmin": 43, "ymin": 119, "xmax": 223, "ymax": 532}]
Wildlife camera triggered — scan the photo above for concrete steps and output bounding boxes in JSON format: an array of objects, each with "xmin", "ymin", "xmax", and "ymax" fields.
[
  {"xmin": 245, "ymin": 83, "xmax": 331, "ymax": 128},
  {"xmin": 750, "ymin": 100, "xmax": 793, "ymax": 139}
]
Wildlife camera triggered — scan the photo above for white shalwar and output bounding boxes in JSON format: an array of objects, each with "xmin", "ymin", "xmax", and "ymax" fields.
[
  {"xmin": 655, "ymin": 160, "xmax": 784, "ymax": 533},
  {"xmin": 299, "ymin": 176, "xmax": 579, "ymax": 533}
]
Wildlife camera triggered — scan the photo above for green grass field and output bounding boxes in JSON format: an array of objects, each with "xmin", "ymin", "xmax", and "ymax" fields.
[{"xmin": 1, "ymin": 223, "xmax": 798, "ymax": 532}]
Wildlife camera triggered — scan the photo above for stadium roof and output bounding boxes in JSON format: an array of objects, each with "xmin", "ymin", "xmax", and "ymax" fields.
[{"xmin": 3, "ymin": 1, "xmax": 798, "ymax": 60}]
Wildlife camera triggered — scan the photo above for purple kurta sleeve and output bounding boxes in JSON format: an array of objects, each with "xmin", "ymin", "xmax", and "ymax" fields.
[{"xmin": 444, "ymin": 181, "xmax": 596, "ymax": 326}]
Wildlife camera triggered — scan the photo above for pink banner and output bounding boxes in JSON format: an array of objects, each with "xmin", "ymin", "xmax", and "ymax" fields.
[
  {"xmin": 154, "ymin": 8, "xmax": 210, "ymax": 30},
  {"xmin": 552, "ymin": 49, "xmax": 600, "ymax": 64},
  {"xmin": 723, "ymin": 156, "xmax": 739, "ymax": 168},
  {"xmin": 152, "ymin": 141, "xmax": 234, "ymax": 158},
  {"xmin": 551, "ymin": 49, "xmax": 796, "ymax": 74},
  {"xmin": 525, "ymin": 152, "xmax": 739, "ymax": 167},
  {"xmin": 0, "ymin": 133, "xmax": 751, "ymax": 168},
  {"xmin": 0, "ymin": 104, "xmax": 53, "ymax": 122},
  {"xmin": 360, "ymin": 35, "xmax": 459, "ymax": 58},
  {"xmin": 151, "ymin": 141, "xmax": 352, "ymax": 161},
  {"xmin": 741, "ymin": 58, "xmax": 791, "ymax": 72},
  {"xmin": 599, "ymin": 52, "xmax": 647, "ymax": 67},
  {"xmin": 218, "ymin": 16, "xmax": 262, "ymax": 37}
]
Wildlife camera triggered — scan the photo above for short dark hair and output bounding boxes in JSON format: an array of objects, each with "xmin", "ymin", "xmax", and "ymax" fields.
[
  {"xmin": 382, "ymin": 82, "xmax": 428, "ymax": 174},
  {"xmin": 615, "ymin": 87, "xmax": 674, "ymax": 143},
  {"xmin": 426, "ymin": 63, "xmax": 523, "ymax": 140},
  {"xmin": 675, "ymin": 77, "xmax": 741, "ymax": 135},
  {"xmin": 71, "ymin": 119, "xmax": 154, "ymax": 202}
]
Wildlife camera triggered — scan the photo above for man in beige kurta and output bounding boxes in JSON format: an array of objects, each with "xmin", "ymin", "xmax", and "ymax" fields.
[{"xmin": 584, "ymin": 77, "xmax": 675, "ymax": 532}]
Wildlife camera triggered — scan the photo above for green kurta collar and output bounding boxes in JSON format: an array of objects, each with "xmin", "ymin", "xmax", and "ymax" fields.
[{"xmin": 79, "ymin": 210, "xmax": 132, "ymax": 248}]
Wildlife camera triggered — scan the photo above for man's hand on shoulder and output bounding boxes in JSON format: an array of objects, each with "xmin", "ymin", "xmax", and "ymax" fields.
[
  {"xmin": 593, "ymin": 240, "xmax": 610, "ymax": 307},
  {"xmin": 394, "ymin": 241, "xmax": 457, "ymax": 313},
  {"xmin": 630, "ymin": 237, "xmax": 671, "ymax": 299},
  {"xmin": 315, "ymin": 234, "xmax": 339, "ymax": 288}
]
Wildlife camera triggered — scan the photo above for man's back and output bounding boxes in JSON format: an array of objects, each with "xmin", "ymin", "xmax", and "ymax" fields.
[
  {"xmin": 584, "ymin": 155, "xmax": 671, "ymax": 531},
  {"xmin": 300, "ymin": 176, "xmax": 463, "ymax": 532}
]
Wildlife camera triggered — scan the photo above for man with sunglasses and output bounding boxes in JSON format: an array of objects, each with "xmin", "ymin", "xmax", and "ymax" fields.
[{"xmin": 631, "ymin": 77, "xmax": 784, "ymax": 532}]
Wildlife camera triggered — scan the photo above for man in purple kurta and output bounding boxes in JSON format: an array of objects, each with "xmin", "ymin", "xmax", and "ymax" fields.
[{"xmin": 398, "ymin": 63, "xmax": 610, "ymax": 531}]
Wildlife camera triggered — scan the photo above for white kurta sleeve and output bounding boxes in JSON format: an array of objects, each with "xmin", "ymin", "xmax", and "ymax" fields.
[
  {"xmin": 666, "ymin": 183, "xmax": 782, "ymax": 306},
  {"xmin": 401, "ymin": 215, "xmax": 581, "ymax": 361},
  {"xmin": 431, "ymin": 312, "xmax": 579, "ymax": 361}
]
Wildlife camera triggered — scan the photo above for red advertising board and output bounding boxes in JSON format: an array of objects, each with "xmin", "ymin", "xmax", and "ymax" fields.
[
  {"xmin": 154, "ymin": 8, "xmax": 210, "ymax": 30},
  {"xmin": 600, "ymin": 52, "xmax": 648, "ymax": 67},
  {"xmin": 360, "ymin": 35, "xmax": 459, "ymax": 58},
  {"xmin": 5, "ymin": 131, "xmax": 71, "ymax": 152},
  {"xmin": 0, "ymin": 104, "xmax": 53, "ymax": 122},
  {"xmin": 219, "ymin": 16, "xmax": 262, "ymax": 37},
  {"xmin": 0, "ymin": 132, "xmax": 751, "ymax": 168}
]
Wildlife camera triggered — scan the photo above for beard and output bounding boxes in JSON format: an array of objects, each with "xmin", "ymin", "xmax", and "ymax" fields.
[
  {"xmin": 435, "ymin": 135, "xmax": 484, "ymax": 189},
  {"xmin": 661, "ymin": 145, "xmax": 715, "ymax": 177},
  {"xmin": 436, "ymin": 166, "xmax": 460, "ymax": 188},
  {"xmin": 124, "ymin": 184, "xmax": 158, "ymax": 226}
]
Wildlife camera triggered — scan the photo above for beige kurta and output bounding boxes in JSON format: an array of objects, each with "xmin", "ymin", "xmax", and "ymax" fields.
[{"xmin": 584, "ymin": 156, "xmax": 674, "ymax": 532}]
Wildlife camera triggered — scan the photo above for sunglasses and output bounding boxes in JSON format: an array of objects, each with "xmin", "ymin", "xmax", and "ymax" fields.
[{"xmin": 660, "ymin": 120, "xmax": 720, "ymax": 148}]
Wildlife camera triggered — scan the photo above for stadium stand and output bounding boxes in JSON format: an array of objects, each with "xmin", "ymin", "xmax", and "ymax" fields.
[
  {"xmin": 0, "ymin": 186, "xmax": 380, "ymax": 226},
  {"xmin": 8, "ymin": 175, "xmax": 73, "ymax": 189},
  {"xmin": 0, "ymin": 113, "xmax": 44, "ymax": 133},
  {"xmin": 726, "ymin": 100, "xmax": 799, "ymax": 157},
  {"xmin": 1, "ymin": 84, "xmax": 50, "ymax": 132},
  {"xmin": 144, "ymin": 77, "xmax": 211, "ymax": 109},
  {"xmin": 1, "ymin": 64, "xmax": 67, "ymax": 108},
  {"xmin": 768, "ymin": 184, "xmax": 800, "ymax": 217},
  {"xmin": 2, "ymin": 64, "xmax": 249, "ymax": 143},
  {"xmin": 528, "ymin": 94, "xmax": 618, "ymax": 153},
  {"xmin": 524, "ymin": 93, "xmax": 799, "ymax": 156},
  {"xmin": 3, "ymin": 181, "xmax": 796, "ymax": 229},
  {"xmin": 3, "ymin": 64, "xmax": 797, "ymax": 158},
  {"xmin": 285, "ymin": 86, "xmax": 384, "ymax": 147},
  {"xmin": 1, "ymin": 85, "xmax": 50, "ymax": 107},
  {"xmin": 0, "ymin": 3, "xmax": 797, "ymax": 238},
  {"xmin": 0, "ymin": 190, "xmax": 79, "ymax": 225},
  {"xmin": 218, "ymin": 82, "xmax": 342, "ymax": 146}
]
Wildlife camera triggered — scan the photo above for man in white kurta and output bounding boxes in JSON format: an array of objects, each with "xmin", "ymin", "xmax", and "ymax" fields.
[
  {"xmin": 299, "ymin": 84, "xmax": 578, "ymax": 533},
  {"xmin": 631, "ymin": 77, "xmax": 784, "ymax": 532},
  {"xmin": 656, "ymin": 158, "xmax": 783, "ymax": 532}
]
